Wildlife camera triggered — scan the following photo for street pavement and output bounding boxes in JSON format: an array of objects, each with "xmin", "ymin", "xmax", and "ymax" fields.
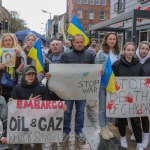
[{"xmin": 1, "ymin": 100, "xmax": 150, "ymax": 150}]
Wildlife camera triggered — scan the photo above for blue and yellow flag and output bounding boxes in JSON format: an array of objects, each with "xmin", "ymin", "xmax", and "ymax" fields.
[
  {"xmin": 101, "ymin": 56, "xmax": 116, "ymax": 94},
  {"xmin": 28, "ymin": 39, "xmax": 44, "ymax": 73},
  {"xmin": 67, "ymin": 14, "xmax": 89, "ymax": 46}
]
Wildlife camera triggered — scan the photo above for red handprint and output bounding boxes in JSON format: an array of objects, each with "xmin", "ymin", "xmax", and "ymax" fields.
[
  {"xmin": 144, "ymin": 78, "xmax": 150, "ymax": 88},
  {"xmin": 115, "ymin": 81, "xmax": 120, "ymax": 91},
  {"xmin": 136, "ymin": 104, "xmax": 143, "ymax": 115},
  {"xmin": 124, "ymin": 95, "xmax": 133, "ymax": 103},
  {"xmin": 107, "ymin": 100, "xmax": 115, "ymax": 110}
]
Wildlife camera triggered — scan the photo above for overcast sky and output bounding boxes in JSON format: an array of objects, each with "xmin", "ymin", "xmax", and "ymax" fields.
[{"xmin": 3, "ymin": 0, "xmax": 66, "ymax": 34}]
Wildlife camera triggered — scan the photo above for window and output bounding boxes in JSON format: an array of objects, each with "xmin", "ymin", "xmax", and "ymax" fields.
[
  {"xmin": 96, "ymin": 0, "xmax": 100, "ymax": 5},
  {"xmin": 90, "ymin": 0, "xmax": 94, "ymax": 5},
  {"xmin": 100, "ymin": 11, "xmax": 105, "ymax": 20},
  {"xmin": 83, "ymin": 0, "xmax": 88, "ymax": 4},
  {"xmin": 77, "ymin": 9, "xmax": 82, "ymax": 19},
  {"xmin": 102, "ymin": 0, "xmax": 106, "ymax": 6},
  {"xmin": 77, "ymin": 0, "xmax": 82, "ymax": 4},
  {"xmin": 89, "ymin": 10, "xmax": 94, "ymax": 19},
  {"xmin": 89, "ymin": 24, "xmax": 93, "ymax": 30},
  {"xmin": 114, "ymin": 0, "xmax": 125, "ymax": 13}
]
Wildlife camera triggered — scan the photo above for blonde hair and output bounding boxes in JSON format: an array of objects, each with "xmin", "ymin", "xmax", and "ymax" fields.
[
  {"xmin": 23, "ymin": 33, "xmax": 37, "ymax": 50},
  {"xmin": 1, "ymin": 33, "xmax": 18, "ymax": 48}
]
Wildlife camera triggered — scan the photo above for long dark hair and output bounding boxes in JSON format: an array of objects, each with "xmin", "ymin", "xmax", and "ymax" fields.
[{"xmin": 102, "ymin": 32, "xmax": 120, "ymax": 54}]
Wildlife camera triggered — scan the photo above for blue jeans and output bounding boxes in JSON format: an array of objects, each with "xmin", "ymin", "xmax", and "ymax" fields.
[
  {"xmin": 63, "ymin": 100, "xmax": 86, "ymax": 134},
  {"xmin": 99, "ymin": 86, "xmax": 110, "ymax": 127}
]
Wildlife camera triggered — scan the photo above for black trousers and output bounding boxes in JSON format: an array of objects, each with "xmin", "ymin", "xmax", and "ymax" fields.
[
  {"xmin": 118, "ymin": 117, "xmax": 142, "ymax": 143},
  {"xmin": 141, "ymin": 116, "xmax": 149, "ymax": 133}
]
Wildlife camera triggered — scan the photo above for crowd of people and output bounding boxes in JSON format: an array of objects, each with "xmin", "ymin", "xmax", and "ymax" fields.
[{"xmin": 0, "ymin": 32, "xmax": 149, "ymax": 150}]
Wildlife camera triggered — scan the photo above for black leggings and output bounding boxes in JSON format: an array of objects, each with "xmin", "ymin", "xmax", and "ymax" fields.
[{"xmin": 118, "ymin": 117, "xmax": 142, "ymax": 143}]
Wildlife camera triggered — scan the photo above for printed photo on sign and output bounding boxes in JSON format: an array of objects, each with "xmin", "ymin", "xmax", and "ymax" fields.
[
  {"xmin": 106, "ymin": 77, "xmax": 150, "ymax": 118},
  {"xmin": 7, "ymin": 99, "xmax": 64, "ymax": 144},
  {"xmin": 2, "ymin": 48, "xmax": 16, "ymax": 67},
  {"xmin": 47, "ymin": 64, "xmax": 102, "ymax": 101}
]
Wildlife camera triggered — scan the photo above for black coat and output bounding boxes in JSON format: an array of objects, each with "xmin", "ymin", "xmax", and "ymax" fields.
[
  {"xmin": 60, "ymin": 48, "xmax": 95, "ymax": 64},
  {"xmin": 140, "ymin": 57, "xmax": 150, "ymax": 76},
  {"xmin": 112, "ymin": 55, "xmax": 142, "ymax": 76}
]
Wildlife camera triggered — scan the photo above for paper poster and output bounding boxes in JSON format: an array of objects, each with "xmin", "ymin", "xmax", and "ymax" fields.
[
  {"xmin": 2, "ymin": 48, "xmax": 16, "ymax": 67},
  {"xmin": 7, "ymin": 99, "xmax": 64, "ymax": 144},
  {"xmin": 47, "ymin": 64, "xmax": 102, "ymax": 100},
  {"xmin": 106, "ymin": 77, "xmax": 150, "ymax": 118}
]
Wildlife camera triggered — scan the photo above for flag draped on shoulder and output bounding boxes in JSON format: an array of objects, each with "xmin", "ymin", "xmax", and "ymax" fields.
[
  {"xmin": 67, "ymin": 14, "xmax": 89, "ymax": 46},
  {"xmin": 28, "ymin": 39, "xmax": 44, "ymax": 73},
  {"xmin": 101, "ymin": 56, "xmax": 116, "ymax": 93}
]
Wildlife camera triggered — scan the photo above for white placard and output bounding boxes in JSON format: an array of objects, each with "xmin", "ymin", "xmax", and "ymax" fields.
[
  {"xmin": 106, "ymin": 77, "xmax": 150, "ymax": 118},
  {"xmin": 48, "ymin": 64, "xmax": 102, "ymax": 100},
  {"xmin": 7, "ymin": 99, "xmax": 64, "ymax": 144}
]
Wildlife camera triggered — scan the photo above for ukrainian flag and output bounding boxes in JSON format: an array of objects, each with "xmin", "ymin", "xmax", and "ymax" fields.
[
  {"xmin": 67, "ymin": 14, "xmax": 89, "ymax": 46},
  {"xmin": 101, "ymin": 56, "xmax": 116, "ymax": 94},
  {"xmin": 28, "ymin": 39, "xmax": 44, "ymax": 73}
]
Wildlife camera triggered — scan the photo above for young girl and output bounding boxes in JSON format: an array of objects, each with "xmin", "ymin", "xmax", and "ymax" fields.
[
  {"xmin": 112, "ymin": 42, "xmax": 143, "ymax": 150},
  {"xmin": 95, "ymin": 32, "xmax": 120, "ymax": 140},
  {"xmin": 134, "ymin": 41, "xmax": 150, "ymax": 148}
]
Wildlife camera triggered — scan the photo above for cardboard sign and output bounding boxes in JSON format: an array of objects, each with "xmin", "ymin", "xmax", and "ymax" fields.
[
  {"xmin": 48, "ymin": 64, "xmax": 102, "ymax": 100},
  {"xmin": 7, "ymin": 99, "xmax": 64, "ymax": 144},
  {"xmin": 2, "ymin": 48, "xmax": 16, "ymax": 67},
  {"xmin": 106, "ymin": 77, "xmax": 150, "ymax": 118}
]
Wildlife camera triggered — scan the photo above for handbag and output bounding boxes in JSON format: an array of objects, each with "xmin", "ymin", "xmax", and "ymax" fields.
[{"xmin": 0, "ymin": 73, "xmax": 16, "ymax": 88}]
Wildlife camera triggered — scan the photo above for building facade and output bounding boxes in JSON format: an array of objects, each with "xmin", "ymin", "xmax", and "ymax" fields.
[
  {"xmin": 111, "ymin": 0, "xmax": 150, "ymax": 44},
  {"xmin": 67, "ymin": 0, "xmax": 110, "ymax": 35}
]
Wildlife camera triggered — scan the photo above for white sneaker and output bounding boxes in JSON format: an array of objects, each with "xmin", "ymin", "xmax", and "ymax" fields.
[
  {"xmin": 105, "ymin": 126, "xmax": 114, "ymax": 138},
  {"xmin": 100, "ymin": 127, "xmax": 110, "ymax": 140},
  {"xmin": 120, "ymin": 136, "xmax": 128, "ymax": 148},
  {"xmin": 136, "ymin": 146, "xmax": 144, "ymax": 150},
  {"xmin": 130, "ymin": 133, "xmax": 135, "ymax": 141},
  {"xmin": 142, "ymin": 137, "xmax": 149, "ymax": 148}
]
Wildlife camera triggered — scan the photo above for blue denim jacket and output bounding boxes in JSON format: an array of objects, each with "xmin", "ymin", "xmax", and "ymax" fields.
[{"xmin": 95, "ymin": 50, "xmax": 108, "ymax": 70}]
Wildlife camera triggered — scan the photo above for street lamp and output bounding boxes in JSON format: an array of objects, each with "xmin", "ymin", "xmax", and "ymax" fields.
[{"xmin": 41, "ymin": 9, "xmax": 51, "ymax": 19}]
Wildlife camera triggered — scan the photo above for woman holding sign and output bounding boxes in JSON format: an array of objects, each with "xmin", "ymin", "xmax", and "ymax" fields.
[
  {"xmin": 134, "ymin": 41, "xmax": 150, "ymax": 149},
  {"xmin": 112, "ymin": 42, "xmax": 143, "ymax": 150},
  {"xmin": 0, "ymin": 33, "xmax": 26, "ymax": 102},
  {"xmin": 95, "ymin": 32, "xmax": 120, "ymax": 140}
]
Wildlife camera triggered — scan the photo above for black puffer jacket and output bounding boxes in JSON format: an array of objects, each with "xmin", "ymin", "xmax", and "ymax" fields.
[
  {"xmin": 60, "ymin": 48, "xmax": 95, "ymax": 64},
  {"xmin": 112, "ymin": 55, "xmax": 142, "ymax": 76},
  {"xmin": 140, "ymin": 57, "xmax": 150, "ymax": 76},
  {"xmin": 11, "ymin": 65, "xmax": 48, "ymax": 100}
]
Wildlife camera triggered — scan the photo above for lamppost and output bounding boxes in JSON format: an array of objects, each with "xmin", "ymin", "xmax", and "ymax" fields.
[
  {"xmin": 41, "ymin": 9, "xmax": 51, "ymax": 19},
  {"xmin": 41, "ymin": 9, "xmax": 52, "ymax": 41}
]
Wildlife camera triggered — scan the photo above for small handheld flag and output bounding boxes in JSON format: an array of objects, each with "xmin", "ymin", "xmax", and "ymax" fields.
[{"xmin": 28, "ymin": 39, "xmax": 44, "ymax": 73}]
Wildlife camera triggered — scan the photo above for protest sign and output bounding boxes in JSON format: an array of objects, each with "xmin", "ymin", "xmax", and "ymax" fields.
[
  {"xmin": 7, "ymin": 99, "xmax": 64, "ymax": 144},
  {"xmin": 48, "ymin": 64, "xmax": 102, "ymax": 100},
  {"xmin": 106, "ymin": 77, "xmax": 150, "ymax": 118},
  {"xmin": 2, "ymin": 48, "xmax": 16, "ymax": 67}
]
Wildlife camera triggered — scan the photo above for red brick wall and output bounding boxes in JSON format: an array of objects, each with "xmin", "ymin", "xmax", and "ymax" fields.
[{"xmin": 68, "ymin": 0, "xmax": 110, "ymax": 31}]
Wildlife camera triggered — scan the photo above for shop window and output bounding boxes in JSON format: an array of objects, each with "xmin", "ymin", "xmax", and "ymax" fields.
[
  {"xmin": 140, "ymin": 32, "xmax": 148, "ymax": 42},
  {"xmin": 114, "ymin": 0, "xmax": 125, "ymax": 13}
]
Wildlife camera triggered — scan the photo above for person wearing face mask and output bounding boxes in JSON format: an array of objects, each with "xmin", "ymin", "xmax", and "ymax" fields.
[
  {"xmin": 129, "ymin": 41, "xmax": 150, "ymax": 149},
  {"xmin": 112, "ymin": 42, "xmax": 143, "ymax": 150},
  {"xmin": 95, "ymin": 32, "xmax": 120, "ymax": 140}
]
